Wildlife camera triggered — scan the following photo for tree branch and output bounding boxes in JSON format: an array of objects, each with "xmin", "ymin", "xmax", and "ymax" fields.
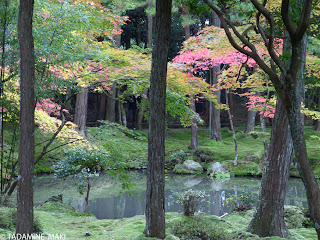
[{"xmin": 281, "ymin": 0, "xmax": 297, "ymax": 36}]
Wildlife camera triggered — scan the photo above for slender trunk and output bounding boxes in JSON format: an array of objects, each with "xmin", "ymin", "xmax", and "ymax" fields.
[
  {"xmin": 245, "ymin": 110, "xmax": 257, "ymax": 133},
  {"xmin": 147, "ymin": 0, "xmax": 153, "ymax": 49},
  {"xmin": 114, "ymin": 34, "xmax": 121, "ymax": 48},
  {"xmin": 137, "ymin": 88, "xmax": 148, "ymax": 130},
  {"xmin": 190, "ymin": 96, "xmax": 198, "ymax": 150},
  {"xmin": 145, "ymin": 0, "xmax": 172, "ymax": 238},
  {"xmin": 313, "ymin": 89, "xmax": 320, "ymax": 131},
  {"xmin": 248, "ymin": 100, "xmax": 293, "ymax": 237},
  {"xmin": 226, "ymin": 89, "xmax": 238, "ymax": 165},
  {"xmin": 209, "ymin": 67, "xmax": 222, "ymax": 141},
  {"xmin": 84, "ymin": 182, "xmax": 90, "ymax": 212},
  {"xmin": 16, "ymin": 0, "xmax": 35, "ymax": 234},
  {"xmin": 182, "ymin": 5, "xmax": 198, "ymax": 150},
  {"xmin": 74, "ymin": 88, "xmax": 88, "ymax": 136},
  {"xmin": 105, "ymin": 82, "xmax": 117, "ymax": 122},
  {"xmin": 97, "ymin": 93, "xmax": 107, "ymax": 121}
]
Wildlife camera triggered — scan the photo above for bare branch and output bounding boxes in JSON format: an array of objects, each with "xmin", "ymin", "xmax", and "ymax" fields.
[
  {"xmin": 296, "ymin": 0, "xmax": 313, "ymax": 41},
  {"xmin": 250, "ymin": 0, "xmax": 286, "ymax": 72},
  {"xmin": 202, "ymin": 0, "xmax": 286, "ymax": 100},
  {"xmin": 281, "ymin": 0, "xmax": 297, "ymax": 36}
]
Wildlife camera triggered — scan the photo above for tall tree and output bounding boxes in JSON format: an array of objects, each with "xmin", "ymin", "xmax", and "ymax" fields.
[
  {"xmin": 74, "ymin": 88, "xmax": 88, "ymax": 137},
  {"xmin": 209, "ymin": 13, "xmax": 222, "ymax": 141},
  {"xmin": 203, "ymin": 0, "xmax": 320, "ymax": 237},
  {"xmin": 145, "ymin": 0, "xmax": 172, "ymax": 238},
  {"xmin": 16, "ymin": 0, "xmax": 35, "ymax": 235}
]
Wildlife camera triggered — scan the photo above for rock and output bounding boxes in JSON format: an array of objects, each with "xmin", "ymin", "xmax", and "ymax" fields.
[
  {"xmin": 85, "ymin": 232, "xmax": 90, "ymax": 237},
  {"xmin": 173, "ymin": 160, "xmax": 203, "ymax": 174},
  {"xmin": 208, "ymin": 162, "xmax": 226, "ymax": 175},
  {"xmin": 182, "ymin": 160, "xmax": 203, "ymax": 172},
  {"xmin": 44, "ymin": 194, "xmax": 63, "ymax": 204},
  {"xmin": 164, "ymin": 235, "xmax": 180, "ymax": 240},
  {"xmin": 243, "ymin": 153, "xmax": 259, "ymax": 163}
]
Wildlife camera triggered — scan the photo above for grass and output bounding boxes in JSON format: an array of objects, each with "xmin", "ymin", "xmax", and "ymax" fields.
[{"xmin": 0, "ymin": 203, "xmax": 317, "ymax": 240}]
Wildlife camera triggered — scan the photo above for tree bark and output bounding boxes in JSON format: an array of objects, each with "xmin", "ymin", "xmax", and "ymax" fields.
[
  {"xmin": 16, "ymin": 0, "xmax": 35, "ymax": 235},
  {"xmin": 226, "ymin": 89, "xmax": 238, "ymax": 165},
  {"xmin": 137, "ymin": 88, "xmax": 148, "ymax": 130},
  {"xmin": 190, "ymin": 96, "xmax": 198, "ymax": 150},
  {"xmin": 313, "ymin": 89, "xmax": 320, "ymax": 131},
  {"xmin": 245, "ymin": 109, "xmax": 257, "ymax": 133},
  {"xmin": 74, "ymin": 88, "xmax": 88, "ymax": 136},
  {"xmin": 145, "ymin": 0, "xmax": 172, "ymax": 238},
  {"xmin": 105, "ymin": 82, "xmax": 117, "ymax": 122},
  {"xmin": 248, "ymin": 100, "xmax": 293, "ymax": 237},
  {"xmin": 97, "ymin": 93, "xmax": 107, "ymax": 121},
  {"xmin": 147, "ymin": 0, "xmax": 153, "ymax": 49},
  {"xmin": 209, "ymin": 67, "xmax": 222, "ymax": 141}
]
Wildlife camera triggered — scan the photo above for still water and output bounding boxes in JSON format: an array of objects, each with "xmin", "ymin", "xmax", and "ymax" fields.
[{"xmin": 33, "ymin": 172, "xmax": 307, "ymax": 219}]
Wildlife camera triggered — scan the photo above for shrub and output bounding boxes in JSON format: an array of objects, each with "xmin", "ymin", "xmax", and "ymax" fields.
[
  {"xmin": 223, "ymin": 187, "xmax": 257, "ymax": 211},
  {"xmin": 177, "ymin": 190, "xmax": 208, "ymax": 216},
  {"xmin": 170, "ymin": 150, "xmax": 186, "ymax": 165},
  {"xmin": 170, "ymin": 215, "xmax": 228, "ymax": 240}
]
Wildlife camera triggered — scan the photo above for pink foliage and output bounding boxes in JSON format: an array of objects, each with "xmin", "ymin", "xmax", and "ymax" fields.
[
  {"xmin": 246, "ymin": 95, "xmax": 275, "ymax": 118},
  {"xmin": 36, "ymin": 99, "xmax": 69, "ymax": 117}
]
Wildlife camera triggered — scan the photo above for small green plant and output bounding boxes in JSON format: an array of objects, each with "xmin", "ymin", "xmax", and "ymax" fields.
[
  {"xmin": 54, "ymin": 145, "xmax": 107, "ymax": 212},
  {"xmin": 170, "ymin": 150, "xmax": 185, "ymax": 165},
  {"xmin": 177, "ymin": 189, "xmax": 208, "ymax": 216},
  {"xmin": 170, "ymin": 215, "xmax": 228, "ymax": 239},
  {"xmin": 223, "ymin": 188, "xmax": 257, "ymax": 211}
]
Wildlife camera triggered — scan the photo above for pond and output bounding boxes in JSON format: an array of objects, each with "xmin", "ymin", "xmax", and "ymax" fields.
[{"xmin": 32, "ymin": 171, "xmax": 307, "ymax": 219}]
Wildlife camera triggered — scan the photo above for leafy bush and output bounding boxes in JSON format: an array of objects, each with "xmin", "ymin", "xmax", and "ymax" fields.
[
  {"xmin": 170, "ymin": 150, "xmax": 186, "ymax": 165},
  {"xmin": 223, "ymin": 187, "xmax": 257, "ymax": 211},
  {"xmin": 177, "ymin": 190, "xmax": 208, "ymax": 216},
  {"xmin": 170, "ymin": 215, "xmax": 227, "ymax": 240},
  {"xmin": 54, "ymin": 145, "xmax": 106, "ymax": 194}
]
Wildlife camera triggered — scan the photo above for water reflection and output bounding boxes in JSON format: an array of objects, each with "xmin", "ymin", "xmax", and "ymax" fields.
[
  {"xmin": 31, "ymin": 172, "xmax": 307, "ymax": 219},
  {"xmin": 83, "ymin": 174, "xmax": 306, "ymax": 219}
]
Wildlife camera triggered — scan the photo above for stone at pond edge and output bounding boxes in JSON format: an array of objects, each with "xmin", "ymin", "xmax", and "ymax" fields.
[
  {"xmin": 207, "ymin": 162, "xmax": 226, "ymax": 174},
  {"xmin": 173, "ymin": 160, "xmax": 203, "ymax": 174},
  {"xmin": 165, "ymin": 235, "xmax": 180, "ymax": 240}
]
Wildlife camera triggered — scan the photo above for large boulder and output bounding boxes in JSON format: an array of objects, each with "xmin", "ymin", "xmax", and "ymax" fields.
[
  {"xmin": 208, "ymin": 162, "xmax": 226, "ymax": 174},
  {"xmin": 173, "ymin": 160, "xmax": 203, "ymax": 174}
]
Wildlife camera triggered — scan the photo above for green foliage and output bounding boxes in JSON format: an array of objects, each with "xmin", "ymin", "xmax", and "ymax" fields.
[
  {"xmin": 170, "ymin": 215, "xmax": 228, "ymax": 240},
  {"xmin": 223, "ymin": 186, "xmax": 257, "ymax": 211},
  {"xmin": 170, "ymin": 149, "xmax": 186, "ymax": 165},
  {"xmin": 54, "ymin": 145, "xmax": 105, "ymax": 194},
  {"xmin": 176, "ymin": 189, "xmax": 208, "ymax": 216},
  {"xmin": 87, "ymin": 121, "xmax": 148, "ymax": 169}
]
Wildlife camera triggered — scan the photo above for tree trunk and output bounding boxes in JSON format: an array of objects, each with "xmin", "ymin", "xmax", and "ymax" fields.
[
  {"xmin": 97, "ymin": 93, "xmax": 107, "ymax": 121},
  {"xmin": 245, "ymin": 110, "xmax": 257, "ymax": 133},
  {"xmin": 182, "ymin": 5, "xmax": 198, "ymax": 150},
  {"xmin": 114, "ymin": 33, "xmax": 121, "ymax": 48},
  {"xmin": 16, "ymin": 0, "xmax": 35, "ymax": 235},
  {"xmin": 145, "ymin": 0, "xmax": 172, "ymax": 238},
  {"xmin": 147, "ymin": 0, "xmax": 153, "ymax": 49},
  {"xmin": 190, "ymin": 96, "xmax": 198, "ymax": 150},
  {"xmin": 209, "ymin": 67, "xmax": 222, "ymax": 141},
  {"xmin": 105, "ymin": 82, "xmax": 117, "ymax": 122},
  {"xmin": 248, "ymin": 100, "xmax": 293, "ymax": 237},
  {"xmin": 137, "ymin": 88, "xmax": 148, "ymax": 130},
  {"xmin": 74, "ymin": 88, "xmax": 88, "ymax": 136},
  {"xmin": 226, "ymin": 89, "xmax": 238, "ymax": 165},
  {"xmin": 313, "ymin": 89, "xmax": 320, "ymax": 131}
]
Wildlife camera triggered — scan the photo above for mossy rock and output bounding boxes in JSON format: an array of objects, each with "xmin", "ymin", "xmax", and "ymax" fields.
[
  {"xmin": 173, "ymin": 163, "xmax": 203, "ymax": 175},
  {"xmin": 222, "ymin": 161, "xmax": 262, "ymax": 176}
]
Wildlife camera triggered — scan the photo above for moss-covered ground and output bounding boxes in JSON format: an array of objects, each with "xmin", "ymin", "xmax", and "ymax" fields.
[{"xmin": 0, "ymin": 203, "xmax": 317, "ymax": 240}]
